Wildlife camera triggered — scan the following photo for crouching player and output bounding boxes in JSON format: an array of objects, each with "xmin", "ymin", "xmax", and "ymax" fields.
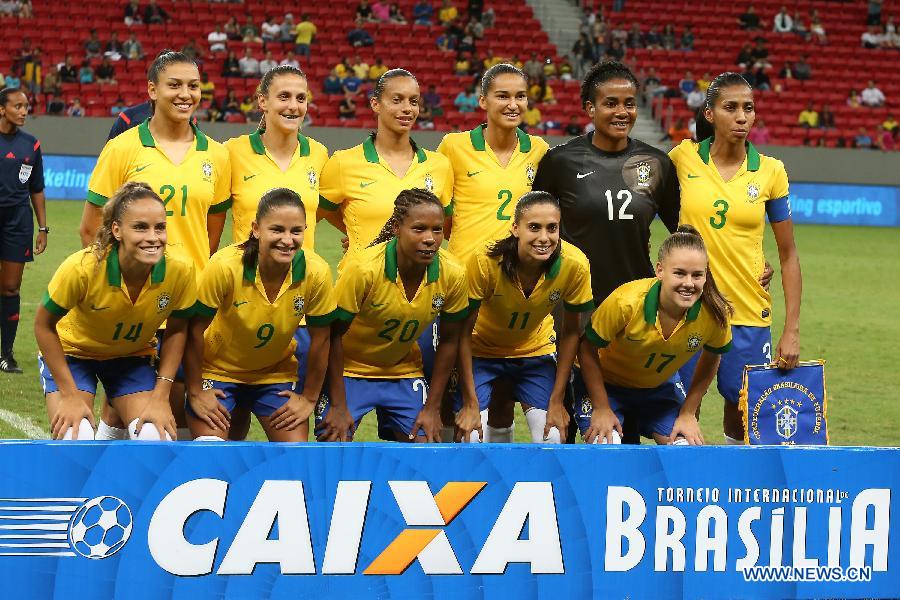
[
  {"xmin": 317, "ymin": 189, "xmax": 469, "ymax": 442},
  {"xmin": 35, "ymin": 183, "xmax": 195, "ymax": 440},
  {"xmin": 576, "ymin": 225, "xmax": 733, "ymax": 445},
  {"xmin": 455, "ymin": 191, "xmax": 594, "ymax": 443},
  {"xmin": 184, "ymin": 188, "xmax": 336, "ymax": 442}
]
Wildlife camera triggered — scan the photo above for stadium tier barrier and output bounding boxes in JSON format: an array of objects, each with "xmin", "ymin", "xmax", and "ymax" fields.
[{"xmin": 0, "ymin": 441, "xmax": 896, "ymax": 599}]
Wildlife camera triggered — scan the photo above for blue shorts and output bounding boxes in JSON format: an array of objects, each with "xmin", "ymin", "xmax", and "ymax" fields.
[
  {"xmin": 293, "ymin": 326, "xmax": 311, "ymax": 390},
  {"xmin": 572, "ymin": 369, "xmax": 686, "ymax": 439},
  {"xmin": 156, "ymin": 328, "xmax": 185, "ymax": 381},
  {"xmin": 0, "ymin": 204, "xmax": 33, "ymax": 263},
  {"xmin": 38, "ymin": 354, "xmax": 157, "ymax": 400},
  {"xmin": 678, "ymin": 325, "xmax": 771, "ymax": 404},
  {"xmin": 187, "ymin": 379, "xmax": 296, "ymax": 418},
  {"xmin": 453, "ymin": 355, "xmax": 556, "ymax": 412},
  {"xmin": 316, "ymin": 376, "xmax": 428, "ymax": 441}
]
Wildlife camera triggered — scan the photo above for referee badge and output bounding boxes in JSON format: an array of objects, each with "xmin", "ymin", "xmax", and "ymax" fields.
[
  {"xmin": 293, "ymin": 295, "xmax": 305, "ymax": 316},
  {"xmin": 156, "ymin": 293, "xmax": 170, "ymax": 312},
  {"xmin": 18, "ymin": 164, "xmax": 33, "ymax": 184},
  {"xmin": 424, "ymin": 174, "xmax": 434, "ymax": 192},
  {"xmin": 525, "ymin": 164, "xmax": 535, "ymax": 185},
  {"xmin": 747, "ymin": 183, "xmax": 761, "ymax": 203},
  {"xmin": 307, "ymin": 167, "xmax": 318, "ymax": 189},
  {"xmin": 201, "ymin": 160, "xmax": 213, "ymax": 182},
  {"xmin": 635, "ymin": 162, "xmax": 651, "ymax": 187}
]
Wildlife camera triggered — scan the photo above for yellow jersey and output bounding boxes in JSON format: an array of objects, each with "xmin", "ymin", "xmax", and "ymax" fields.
[
  {"xmin": 584, "ymin": 278, "xmax": 732, "ymax": 389},
  {"xmin": 194, "ymin": 245, "xmax": 337, "ymax": 384},
  {"xmin": 87, "ymin": 119, "xmax": 231, "ymax": 273},
  {"xmin": 224, "ymin": 131, "xmax": 328, "ymax": 251},
  {"xmin": 437, "ymin": 124, "xmax": 549, "ymax": 262},
  {"xmin": 41, "ymin": 247, "xmax": 196, "ymax": 360},
  {"xmin": 318, "ymin": 135, "xmax": 452, "ymax": 263},
  {"xmin": 467, "ymin": 241, "xmax": 594, "ymax": 358},
  {"xmin": 333, "ymin": 239, "xmax": 468, "ymax": 378},
  {"xmin": 669, "ymin": 138, "xmax": 790, "ymax": 326}
]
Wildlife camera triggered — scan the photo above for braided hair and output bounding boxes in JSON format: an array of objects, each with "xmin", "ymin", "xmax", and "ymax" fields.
[{"xmin": 368, "ymin": 188, "xmax": 444, "ymax": 247}]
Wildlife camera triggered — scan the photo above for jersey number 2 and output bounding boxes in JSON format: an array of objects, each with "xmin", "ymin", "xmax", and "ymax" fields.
[{"xmin": 496, "ymin": 189, "xmax": 513, "ymax": 221}]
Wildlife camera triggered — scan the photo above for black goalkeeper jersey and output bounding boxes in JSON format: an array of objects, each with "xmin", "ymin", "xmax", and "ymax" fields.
[{"xmin": 532, "ymin": 134, "xmax": 680, "ymax": 304}]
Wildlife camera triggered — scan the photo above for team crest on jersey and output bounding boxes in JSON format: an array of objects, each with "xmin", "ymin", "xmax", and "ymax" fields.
[
  {"xmin": 315, "ymin": 395, "xmax": 327, "ymax": 416},
  {"xmin": 687, "ymin": 333, "xmax": 702, "ymax": 351},
  {"xmin": 201, "ymin": 379, "xmax": 214, "ymax": 391},
  {"xmin": 424, "ymin": 174, "xmax": 434, "ymax": 192},
  {"xmin": 307, "ymin": 167, "xmax": 318, "ymax": 189},
  {"xmin": 526, "ymin": 164, "xmax": 535, "ymax": 185},
  {"xmin": 432, "ymin": 294, "xmax": 444, "ymax": 311},
  {"xmin": 548, "ymin": 289, "xmax": 561, "ymax": 304},
  {"xmin": 580, "ymin": 397, "xmax": 592, "ymax": 417},
  {"xmin": 293, "ymin": 296, "xmax": 305, "ymax": 316},
  {"xmin": 201, "ymin": 160, "xmax": 213, "ymax": 182},
  {"xmin": 747, "ymin": 183, "xmax": 761, "ymax": 203},
  {"xmin": 635, "ymin": 162, "xmax": 652, "ymax": 187},
  {"xmin": 156, "ymin": 293, "xmax": 170, "ymax": 312}
]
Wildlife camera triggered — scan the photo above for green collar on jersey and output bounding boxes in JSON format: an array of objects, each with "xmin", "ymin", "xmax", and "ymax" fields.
[
  {"xmin": 242, "ymin": 249, "xmax": 307, "ymax": 284},
  {"xmin": 363, "ymin": 134, "xmax": 427, "ymax": 164},
  {"xmin": 249, "ymin": 129, "xmax": 310, "ymax": 157},
  {"xmin": 546, "ymin": 250, "xmax": 562, "ymax": 279},
  {"xmin": 106, "ymin": 246, "xmax": 167, "ymax": 287},
  {"xmin": 697, "ymin": 137, "xmax": 760, "ymax": 171},
  {"xmin": 469, "ymin": 124, "xmax": 532, "ymax": 153},
  {"xmin": 643, "ymin": 280, "xmax": 701, "ymax": 325},
  {"xmin": 138, "ymin": 118, "xmax": 209, "ymax": 151},
  {"xmin": 384, "ymin": 238, "xmax": 440, "ymax": 284}
]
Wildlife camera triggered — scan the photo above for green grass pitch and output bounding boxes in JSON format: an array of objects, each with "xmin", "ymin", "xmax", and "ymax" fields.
[{"xmin": 0, "ymin": 200, "xmax": 897, "ymax": 444}]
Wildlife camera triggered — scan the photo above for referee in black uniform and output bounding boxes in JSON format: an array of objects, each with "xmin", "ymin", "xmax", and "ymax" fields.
[
  {"xmin": 532, "ymin": 62, "xmax": 680, "ymax": 442},
  {"xmin": 0, "ymin": 87, "xmax": 47, "ymax": 373}
]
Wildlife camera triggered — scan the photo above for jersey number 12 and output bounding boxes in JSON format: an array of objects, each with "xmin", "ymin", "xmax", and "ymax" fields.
[{"xmin": 604, "ymin": 190, "xmax": 634, "ymax": 220}]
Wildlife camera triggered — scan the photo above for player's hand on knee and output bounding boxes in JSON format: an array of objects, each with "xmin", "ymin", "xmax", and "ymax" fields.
[
  {"xmin": 270, "ymin": 391, "xmax": 315, "ymax": 430},
  {"xmin": 670, "ymin": 413, "xmax": 703, "ymax": 445},
  {"xmin": 50, "ymin": 394, "xmax": 95, "ymax": 440},
  {"xmin": 412, "ymin": 406, "xmax": 441, "ymax": 442},
  {"xmin": 189, "ymin": 388, "xmax": 231, "ymax": 432},
  {"xmin": 543, "ymin": 401, "xmax": 570, "ymax": 441},
  {"xmin": 135, "ymin": 400, "xmax": 177, "ymax": 440},
  {"xmin": 585, "ymin": 407, "xmax": 622, "ymax": 445},
  {"xmin": 454, "ymin": 402, "xmax": 482, "ymax": 442},
  {"xmin": 775, "ymin": 331, "xmax": 800, "ymax": 370},
  {"xmin": 318, "ymin": 403, "xmax": 355, "ymax": 442}
]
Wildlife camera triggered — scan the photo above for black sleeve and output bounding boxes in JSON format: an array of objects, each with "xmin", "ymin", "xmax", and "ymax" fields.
[
  {"xmin": 107, "ymin": 113, "xmax": 128, "ymax": 140},
  {"xmin": 531, "ymin": 151, "xmax": 556, "ymax": 196},
  {"xmin": 30, "ymin": 144, "xmax": 45, "ymax": 194},
  {"xmin": 657, "ymin": 156, "xmax": 680, "ymax": 233}
]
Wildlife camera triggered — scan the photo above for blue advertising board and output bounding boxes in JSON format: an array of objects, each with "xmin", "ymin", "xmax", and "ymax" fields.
[
  {"xmin": 790, "ymin": 182, "xmax": 899, "ymax": 227},
  {"xmin": 42, "ymin": 155, "xmax": 97, "ymax": 200},
  {"xmin": 0, "ymin": 442, "xmax": 896, "ymax": 599}
]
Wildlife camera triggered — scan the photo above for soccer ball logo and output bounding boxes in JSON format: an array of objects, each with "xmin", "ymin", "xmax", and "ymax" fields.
[{"xmin": 68, "ymin": 496, "xmax": 133, "ymax": 559}]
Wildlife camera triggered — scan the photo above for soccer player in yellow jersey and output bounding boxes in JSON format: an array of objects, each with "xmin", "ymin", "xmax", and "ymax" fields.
[
  {"xmin": 183, "ymin": 189, "xmax": 337, "ymax": 442},
  {"xmin": 669, "ymin": 72, "xmax": 802, "ymax": 444},
  {"xmin": 317, "ymin": 189, "xmax": 470, "ymax": 442},
  {"xmin": 317, "ymin": 69, "xmax": 452, "ymax": 266},
  {"xmin": 576, "ymin": 226, "xmax": 734, "ymax": 445},
  {"xmin": 34, "ymin": 183, "xmax": 196, "ymax": 441},
  {"xmin": 437, "ymin": 64, "xmax": 549, "ymax": 264},
  {"xmin": 225, "ymin": 66, "xmax": 328, "ymax": 252},
  {"xmin": 456, "ymin": 192, "xmax": 594, "ymax": 443}
]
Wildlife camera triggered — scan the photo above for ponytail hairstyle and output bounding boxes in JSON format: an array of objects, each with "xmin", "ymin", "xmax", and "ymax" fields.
[
  {"xmin": 255, "ymin": 64, "xmax": 308, "ymax": 131},
  {"xmin": 238, "ymin": 187, "xmax": 306, "ymax": 272},
  {"xmin": 147, "ymin": 49, "xmax": 198, "ymax": 114},
  {"xmin": 487, "ymin": 191, "xmax": 561, "ymax": 282},
  {"xmin": 372, "ymin": 68, "xmax": 417, "ymax": 101},
  {"xmin": 93, "ymin": 182, "xmax": 164, "ymax": 260},
  {"xmin": 480, "ymin": 63, "xmax": 527, "ymax": 97},
  {"xmin": 0, "ymin": 87, "xmax": 24, "ymax": 108},
  {"xmin": 694, "ymin": 71, "xmax": 752, "ymax": 141},
  {"xmin": 580, "ymin": 60, "xmax": 639, "ymax": 108},
  {"xmin": 368, "ymin": 188, "xmax": 444, "ymax": 247},
  {"xmin": 657, "ymin": 224, "xmax": 733, "ymax": 329}
]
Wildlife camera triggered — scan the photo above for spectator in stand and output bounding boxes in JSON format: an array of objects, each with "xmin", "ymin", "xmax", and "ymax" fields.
[
  {"xmin": 522, "ymin": 100, "xmax": 541, "ymax": 131},
  {"xmin": 738, "ymin": 5, "xmax": 763, "ymax": 30},
  {"xmin": 143, "ymin": 0, "xmax": 169, "ymax": 24},
  {"xmin": 861, "ymin": 25, "xmax": 884, "ymax": 48},
  {"xmin": 356, "ymin": 0, "xmax": 375, "ymax": 21},
  {"xmin": 453, "ymin": 52, "xmax": 470, "ymax": 75},
  {"xmin": 642, "ymin": 67, "xmax": 663, "ymax": 101},
  {"xmin": 482, "ymin": 50, "xmax": 502, "ymax": 70},
  {"xmin": 685, "ymin": 86, "xmax": 704, "ymax": 110},
  {"xmin": 239, "ymin": 95, "xmax": 254, "ymax": 117},
  {"xmin": 199, "ymin": 72, "xmax": 215, "ymax": 103},
  {"xmin": 854, "ymin": 127, "xmax": 873, "ymax": 148},
  {"xmin": 66, "ymin": 97, "xmax": 84, "ymax": 117},
  {"xmin": 565, "ymin": 115, "xmax": 582, "ymax": 136},
  {"xmin": 338, "ymin": 93, "xmax": 357, "ymax": 119},
  {"xmin": 220, "ymin": 89, "xmax": 241, "ymax": 118},
  {"xmin": 661, "ymin": 24, "xmax": 676, "ymax": 50},
  {"xmin": 259, "ymin": 51, "xmax": 278, "ymax": 75},
  {"xmin": 294, "ymin": 13, "xmax": 318, "ymax": 58},
  {"xmin": 389, "ymin": 3, "xmax": 407, "ymax": 24},
  {"xmin": 529, "ymin": 76, "xmax": 556, "ymax": 104},
  {"xmin": 109, "ymin": 98, "xmax": 126, "ymax": 117},
  {"xmin": 482, "ymin": 5, "xmax": 495, "ymax": 27},
  {"xmin": 59, "ymin": 55, "xmax": 77, "ymax": 83},
  {"xmin": 436, "ymin": 28, "xmax": 457, "ymax": 52},
  {"xmin": 847, "ymin": 89, "xmax": 861, "ymax": 108},
  {"xmin": 348, "ymin": 18, "xmax": 374, "ymax": 47},
  {"xmin": 883, "ymin": 114, "xmax": 897, "ymax": 134},
  {"xmin": 867, "ymin": 0, "xmax": 883, "ymax": 26},
  {"xmin": 261, "ymin": 16, "xmax": 281, "ymax": 42},
  {"xmin": 222, "ymin": 50, "xmax": 241, "ymax": 77},
  {"xmin": 418, "ymin": 101, "xmax": 435, "ymax": 129},
  {"xmin": 877, "ymin": 125, "xmax": 896, "ymax": 151},
  {"xmin": 279, "ymin": 14, "xmax": 296, "ymax": 43},
  {"xmin": 773, "ymin": 6, "xmax": 792, "ymax": 33},
  {"xmin": 605, "ymin": 39, "xmax": 625, "ymax": 61},
  {"xmin": 667, "ymin": 117, "xmax": 693, "ymax": 145},
  {"xmin": 123, "ymin": 0, "xmax": 142, "ymax": 25},
  {"xmin": 423, "ymin": 84, "xmax": 443, "ymax": 116},
  {"xmin": 861, "ymin": 80, "xmax": 885, "ymax": 107},
  {"xmin": 42, "ymin": 65, "xmax": 60, "ymax": 97},
  {"xmin": 542, "ymin": 55, "xmax": 557, "ymax": 78},
  {"xmin": 46, "ymin": 92, "xmax": 65, "ymax": 115},
  {"xmin": 96, "ymin": 57, "xmax": 116, "ymax": 85},
  {"xmin": 559, "ymin": 57, "xmax": 574, "ymax": 80},
  {"xmin": 238, "ymin": 48, "xmax": 260, "ymax": 78},
  {"xmin": 753, "ymin": 67, "xmax": 770, "ymax": 90},
  {"xmin": 123, "ymin": 32, "xmax": 144, "ymax": 60},
  {"xmin": 77, "ymin": 61, "xmax": 94, "ymax": 84},
  {"xmin": 352, "ymin": 54, "xmax": 369, "ymax": 79},
  {"xmin": 779, "ymin": 61, "xmax": 794, "ymax": 79},
  {"xmin": 797, "ymin": 102, "xmax": 819, "ymax": 128},
  {"xmin": 20, "ymin": 48, "xmax": 41, "ymax": 94},
  {"xmin": 18, "ymin": 0, "xmax": 34, "ymax": 19},
  {"xmin": 740, "ymin": 64, "xmax": 756, "ymax": 87},
  {"xmin": 572, "ymin": 34, "xmax": 595, "ymax": 77},
  {"xmin": 454, "ymin": 85, "xmax": 479, "ymax": 112},
  {"xmin": 681, "ymin": 24, "xmax": 695, "ymax": 50},
  {"xmin": 224, "ymin": 17, "xmax": 241, "ymax": 41},
  {"xmin": 208, "ymin": 25, "xmax": 228, "ymax": 54},
  {"xmin": 748, "ymin": 118, "xmax": 770, "ymax": 144},
  {"xmin": 3, "ymin": 72, "xmax": 19, "ymax": 89},
  {"xmin": 627, "ymin": 23, "xmax": 643, "ymax": 49},
  {"xmin": 468, "ymin": 0, "xmax": 484, "ymax": 20},
  {"xmin": 280, "ymin": 50, "xmax": 300, "ymax": 69},
  {"xmin": 342, "ymin": 71, "xmax": 363, "ymax": 96},
  {"xmin": 334, "ymin": 58, "xmax": 352, "ymax": 79},
  {"xmin": 678, "ymin": 71, "xmax": 696, "ymax": 97},
  {"xmin": 793, "ymin": 55, "xmax": 811, "ymax": 80},
  {"xmin": 790, "ymin": 11, "xmax": 808, "ymax": 39},
  {"xmin": 439, "ymin": 0, "xmax": 458, "ymax": 25},
  {"xmin": 181, "ymin": 41, "xmax": 200, "ymax": 62},
  {"xmin": 323, "ymin": 69, "xmax": 343, "ymax": 94},
  {"xmin": 751, "ymin": 39, "xmax": 771, "ymax": 69},
  {"xmin": 466, "ymin": 16, "xmax": 485, "ymax": 41},
  {"xmin": 809, "ymin": 10, "xmax": 826, "ymax": 44},
  {"xmin": 696, "ymin": 71, "xmax": 711, "ymax": 93},
  {"xmin": 368, "ymin": 57, "xmax": 388, "ymax": 81},
  {"xmin": 644, "ymin": 25, "xmax": 662, "ymax": 50},
  {"xmin": 819, "ymin": 104, "xmax": 835, "ymax": 129},
  {"xmin": 523, "ymin": 53, "xmax": 543, "ymax": 82},
  {"xmin": 372, "ymin": 0, "xmax": 390, "ymax": 23},
  {"xmin": 83, "ymin": 29, "xmax": 102, "ymax": 59},
  {"xmin": 105, "ymin": 32, "xmax": 123, "ymax": 61},
  {"xmin": 240, "ymin": 13, "xmax": 262, "ymax": 44},
  {"xmin": 735, "ymin": 43, "xmax": 754, "ymax": 68},
  {"xmin": 413, "ymin": 0, "xmax": 433, "ymax": 25}
]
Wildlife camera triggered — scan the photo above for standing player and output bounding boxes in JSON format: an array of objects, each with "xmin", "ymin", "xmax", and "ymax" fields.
[
  {"xmin": 34, "ymin": 183, "xmax": 196, "ymax": 440},
  {"xmin": 78, "ymin": 50, "xmax": 231, "ymax": 440},
  {"xmin": 107, "ymin": 101, "xmax": 152, "ymax": 140},
  {"xmin": 183, "ymin": 189, "xmax": 336, "ymax": 442},
  {"xmin": 317, "ymin": 69, "xmax": 453, "ymax": 266},
  {"xmin": 317, "ymin": 189, "xmax": 469, "ymax": 442},
  {"xmin": 576, "ymin": 225, "xmax": 733, "ymax": 445},
  {"xmin": 456, "ymin": 192, "xmax": 594, "ymax": 443},
  {"xmin": 670, "ymin": 72, "xmax": 802, "ymax": 444},
  {"xmin": 0, "ymin": 87, "xmax": 47, "ymax": 373}
]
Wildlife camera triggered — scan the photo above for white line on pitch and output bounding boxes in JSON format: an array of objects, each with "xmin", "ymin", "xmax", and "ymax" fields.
[{"xmin": 0, "ymin": 409, "xmax": 44, "ymax": 439}]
